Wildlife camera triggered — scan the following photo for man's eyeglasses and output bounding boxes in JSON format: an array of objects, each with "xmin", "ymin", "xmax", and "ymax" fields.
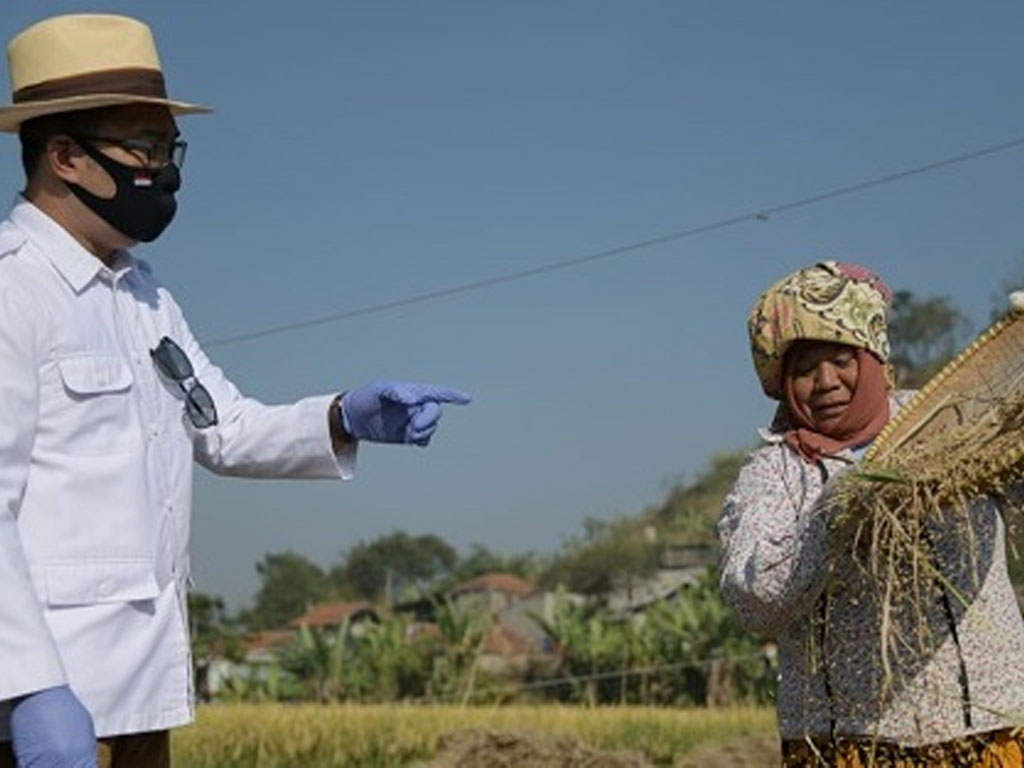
[
  {"xmin": 72, "ymin": 133, "xmax": 188, "ymax": 169},
  {"xmin": 150, "ymin": 337, "xmax": 218, "ymax": 428}
]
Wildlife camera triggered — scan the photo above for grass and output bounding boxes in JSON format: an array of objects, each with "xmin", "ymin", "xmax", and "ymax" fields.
[{"xmin": 171, "ymin": 703, "xmax": 777, "ymax": 767}]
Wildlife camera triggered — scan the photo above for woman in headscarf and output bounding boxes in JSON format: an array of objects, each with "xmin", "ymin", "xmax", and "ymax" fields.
[{"xmin": 718, "ymin": 261, "xmax": 1024, "ymax": 766}]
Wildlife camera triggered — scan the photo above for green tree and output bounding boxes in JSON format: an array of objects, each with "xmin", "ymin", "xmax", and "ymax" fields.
[
  {"xmin": 650, "ymin": 450, "xmax": 749, "ymax": 553},
  {"xmin": 245, "ymin": 551, "xmax": 328, "ymax": 630},
  {"xmin": 188, "ymin": 590, "xmax": 233, "ymax": 655},
  {"xmin": 349, "ymin": 615, "xmax": 433, "ymax": 702},
  {"xmin": 644, "ymin": 570, "xmax": 774, "ymax": 706},
  {"xmin": 888, "ymin": 289, "xmax": 970, "ymax": 388},
  {"xmin": 989, "ymin": 252, "xmax": 1024, "ymax": 321},
  {"xmin": 215, "ymin": 662, "xmax": 298, "ymax": 703},
  {"xmin": 330, "ymin": 531, "xmax": 457, "ymax": 603},
  {"xmin": 280, "ymin": 622, "xmax": 350, "ymax": 702},
  {"xmin": 446, "ymin": 544, "xmax": 543, "ymax": 586},
  {"xmin": 532, "ymin": 597, "xmax": 627, "ymax": 706},
  {"xmin": 428, "ymin": 595, "xmax": 490, "ymax": 704},
  {"xmin": 188, "ymin": 591, "xmax": 242, "ymax": 701},
  {"xmin": 540, "ymin": 516, "xmax": 661, "ymax": 597}
]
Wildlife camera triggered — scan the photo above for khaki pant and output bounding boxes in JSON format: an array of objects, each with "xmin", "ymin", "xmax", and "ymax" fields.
[
  {"xmin": 0, "ymin": 729, "xmax": 169, "ymax": 768},
  {"xmin": 782, "ymin": 728, "xmax": 1024, "ymax": 767}
]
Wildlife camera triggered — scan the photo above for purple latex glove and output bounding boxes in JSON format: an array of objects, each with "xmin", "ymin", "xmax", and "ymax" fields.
[
  {"xmin": 10, "ymin": 685, "xmax": 96, "ymax": 768},
  {"xmin": 341, "ymin": 381, "xmax": 471, "ymax": 446}
]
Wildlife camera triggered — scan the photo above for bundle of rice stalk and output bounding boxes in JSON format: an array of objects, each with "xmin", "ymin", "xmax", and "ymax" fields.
[{"xmin": 826, "ymin": 308, "xmax": 1024, "ymax": 694}]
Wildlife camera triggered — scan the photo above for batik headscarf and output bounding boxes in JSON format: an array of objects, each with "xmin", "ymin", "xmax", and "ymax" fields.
[{"xmin": 748, "ymin": 261, "xmax": 892, "ymax": 400}]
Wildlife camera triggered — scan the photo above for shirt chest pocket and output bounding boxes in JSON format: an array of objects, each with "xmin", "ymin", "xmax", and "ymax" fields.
[
  {"xmin": 53, "ymin": 355, "xmax": 139, "ymax": 454},
  {"xmin": 34, "ymin": 560, "xmax": 160, "ymax": 607}
]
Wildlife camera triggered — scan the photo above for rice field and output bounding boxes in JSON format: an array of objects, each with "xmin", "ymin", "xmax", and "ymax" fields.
[{"xmin": 172, "ymin": 704, "xmax": 776, "ymax": 767}]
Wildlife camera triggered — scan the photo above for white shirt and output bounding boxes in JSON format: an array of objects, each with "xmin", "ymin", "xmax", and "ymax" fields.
[{"xmin": 0, "ymin": 198, "xmax": 354, "ymax": 737}]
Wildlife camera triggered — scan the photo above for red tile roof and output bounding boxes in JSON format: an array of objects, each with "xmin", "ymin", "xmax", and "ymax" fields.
[
  {"xmin": 450, "ymin": 573, "xmax": 534, "ymax": 598},
  {"xmin": 289, "ymin": 601, "xmax": 377, "ymax": 629}
]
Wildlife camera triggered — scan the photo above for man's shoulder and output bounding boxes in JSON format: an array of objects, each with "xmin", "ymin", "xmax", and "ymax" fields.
[
  {"xmin": 0, "ymin": 219, "xmax": 45, "ymax": 295},
  {"xmin": 0, "ymin": 217, "xmax": 30, "ymax": 265}
]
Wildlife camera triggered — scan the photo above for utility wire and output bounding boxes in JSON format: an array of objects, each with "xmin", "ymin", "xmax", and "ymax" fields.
[
  {"xmin": 404, "ymin": 650, "xmax": 773, "ymax": 704},
  {"xmin": 205, "ymin": 135, "xmax": 1024, "ymax": 349}
]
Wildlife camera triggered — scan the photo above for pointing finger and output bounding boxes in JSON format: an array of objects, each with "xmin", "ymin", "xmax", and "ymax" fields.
[{"xmin": 381, "ymin": 383, "xmax": 472, "ymax": 406}]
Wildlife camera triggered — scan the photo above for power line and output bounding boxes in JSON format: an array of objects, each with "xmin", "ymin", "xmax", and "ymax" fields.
[
  {"xmin": 205, "ymin": 135, "xmax": 1024, "ymax": 349},
  {"xmin": 404, "ymin": 650, "xmax": 773, "ymax": 704}
]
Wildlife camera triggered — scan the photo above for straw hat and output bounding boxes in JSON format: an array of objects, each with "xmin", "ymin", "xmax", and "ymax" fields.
[{"xmin": 0, "ymin": 14, "xmax": 210, "ymax": 133}]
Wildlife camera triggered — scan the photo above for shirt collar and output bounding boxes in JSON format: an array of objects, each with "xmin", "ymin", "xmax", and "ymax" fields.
[{"xmin": 8, "ymin": 195, "xmax": 136, "ymax": 292}]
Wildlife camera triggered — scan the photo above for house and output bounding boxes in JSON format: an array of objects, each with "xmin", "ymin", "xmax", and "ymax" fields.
[
  {"xmin": 202, "ymin": 602, "xmax": 380, "ymax": 699},
  {"xmin": 449, "ymin": 572, "xmax": 534, "ymax": 615},
  {"xmin": 202, "ymin": 629, "xmax": 293, "ymax": 699},
  {"xmin": 606, "ymin": 568, "xmax": 706, "ymax": 619},
  {"xmin": 497, "ymin": 589, "xmax": 584, "ymax": 653},
  {"xmin": 448, "ymin": 574, "xmax": 597, "ymax": 677},
  {"xmin": 606, "ymin": 544, "xmax": 717, "ymax": 619},
  {"xmin": 289, "ymin": 600, "xmax": 379, "ymax": 636}
]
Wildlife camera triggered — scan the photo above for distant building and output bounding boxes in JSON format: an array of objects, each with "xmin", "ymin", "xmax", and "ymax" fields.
[
  {"xmin": 203, "ymin": 629, "xmax": 293, "ymax": 699},
  {"xmin": 607, "ymin": 544, "xmax": 716, "ymax": 619},
  {"xmin": 289, "ymin": 600, "xmax": 379, "ymax": 636},
  {"xmin": 497, "ymin": 589, "xmax": 584, "ymax": 654},
  {"xmin": 606, "ymin": 568, "xmax": 705, "ymax": 619},
  {"xmin": 447, "ymin": 573, "xmax": 596, "ymax": 677},
  {"xmin": 203, "ymin": 602, "xmax": 380, "ymax": 698},
  {"xmin": 450, "ymin": 573, "xmax": 535, "ymax": 615}
]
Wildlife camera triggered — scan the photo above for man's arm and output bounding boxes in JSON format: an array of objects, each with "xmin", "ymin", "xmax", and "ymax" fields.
[
  {"xmin": 167, "ymin": 302, "xmax": 468, "ymax": 478},
  {"xmin": 0, "ymin": 283, "xmax": 67, "ymax": 700},
  {"xmin": 179, "ymin": 321, "xmax": 354, "ymax": 478}
]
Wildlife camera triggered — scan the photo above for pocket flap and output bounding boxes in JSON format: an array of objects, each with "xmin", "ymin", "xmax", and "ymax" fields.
[
  {"xmin": 57, "ymin": 356, "xmax": 133, "ymax": 395},
  {"xmin": 37, "ymin": 561, "xmax": 160, "ymax": 606}
]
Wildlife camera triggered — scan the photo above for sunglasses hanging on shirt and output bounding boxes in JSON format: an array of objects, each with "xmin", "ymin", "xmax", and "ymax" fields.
[{"xmin": 150, "ymin": 336, "xmax": 218, "ymax": 428}]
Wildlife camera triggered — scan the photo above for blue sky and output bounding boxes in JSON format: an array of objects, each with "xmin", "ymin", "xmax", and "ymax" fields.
[{"xmin": 3, "ymin": 2, "xmax": 1024, "ymax": 609}]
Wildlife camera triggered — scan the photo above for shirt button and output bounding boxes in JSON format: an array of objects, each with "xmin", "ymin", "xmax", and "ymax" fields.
[{"xmin": 98, "ymin": 579, "xmax": 114, "ymax": 597}]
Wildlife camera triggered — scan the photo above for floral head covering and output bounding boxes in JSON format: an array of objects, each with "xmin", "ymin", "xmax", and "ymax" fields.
[{"xmin": 748, "ymin": 261, "xmax": 892, "ymax": 399}]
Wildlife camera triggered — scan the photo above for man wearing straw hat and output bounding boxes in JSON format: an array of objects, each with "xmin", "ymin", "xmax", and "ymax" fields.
[{"xmin": 0, "ymin": 14, "xmax": 470, "ymax": 768}]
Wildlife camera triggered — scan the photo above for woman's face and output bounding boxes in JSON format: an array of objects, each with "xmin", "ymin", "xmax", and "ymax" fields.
[{"xmin": 786, "ymin": 341, "xmax": 859, "ymax": 432}]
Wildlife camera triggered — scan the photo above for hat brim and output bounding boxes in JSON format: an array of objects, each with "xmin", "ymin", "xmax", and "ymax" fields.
[{"xmin": 0, "ymin": 93, "xmax": 211, "ymax": 132}]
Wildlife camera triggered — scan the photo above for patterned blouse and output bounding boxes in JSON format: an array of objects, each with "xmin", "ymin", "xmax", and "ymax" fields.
[{"xmin": 718, "ymin": 392, "xmax": 1024, "ymax": 746}]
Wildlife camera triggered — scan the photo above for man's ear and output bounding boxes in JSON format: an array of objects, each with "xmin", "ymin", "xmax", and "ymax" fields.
[{"xmin": 45, "ymin": 135, "xmax": 82, "ymax": 183}]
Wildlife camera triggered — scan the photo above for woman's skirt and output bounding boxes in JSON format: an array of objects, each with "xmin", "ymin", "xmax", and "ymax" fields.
[{"xmin": 781, "ymin": 728, "xmax": 1024, "ymax": 767}]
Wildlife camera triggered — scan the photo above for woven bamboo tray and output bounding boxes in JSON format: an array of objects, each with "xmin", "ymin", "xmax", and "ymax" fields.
[{"xmin": 865, "ymin": 310, "xmax": 1024, "ymax": 475}]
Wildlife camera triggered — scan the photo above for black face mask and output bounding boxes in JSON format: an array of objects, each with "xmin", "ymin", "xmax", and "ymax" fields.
[{"xmin": 66, "ymin": 137, "xmax": 181, "ymax": 243}]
